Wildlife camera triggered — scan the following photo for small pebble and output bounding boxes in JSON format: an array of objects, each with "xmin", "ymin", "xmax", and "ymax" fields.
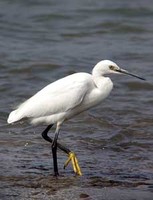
[{"xmin": 79, "ymin": 193, "xmax": 89, "ymax": 199}]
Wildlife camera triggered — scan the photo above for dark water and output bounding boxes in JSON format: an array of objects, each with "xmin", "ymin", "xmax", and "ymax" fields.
[{"xmin": 1, "ymin": 0, "xmax": 153, "ymax": 199}]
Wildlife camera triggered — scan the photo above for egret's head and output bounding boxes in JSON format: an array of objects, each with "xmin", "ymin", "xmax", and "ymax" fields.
[
  {"xmin": 93, "ymin": 60, "xmax": 121, "ymax": 76},
  {"xmin": 92, "ymin": 60, "xmax": 145, "ymax": 80}
]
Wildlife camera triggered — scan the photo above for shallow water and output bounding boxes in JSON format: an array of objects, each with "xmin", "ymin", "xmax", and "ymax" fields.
[{"xmin": 1, "ymin": 0, "xmax": 153, "ymax": 199}]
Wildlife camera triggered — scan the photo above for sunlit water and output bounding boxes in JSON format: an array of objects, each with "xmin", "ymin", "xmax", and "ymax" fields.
[{"xmin": 1, "ymin": 0, "xmax": 153, "ymax": 199}]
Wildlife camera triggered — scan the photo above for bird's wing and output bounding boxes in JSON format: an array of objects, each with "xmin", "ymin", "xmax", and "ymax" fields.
[{"xmin": 16, "ymin": 73, "xmax": 91, "ymax": 119}]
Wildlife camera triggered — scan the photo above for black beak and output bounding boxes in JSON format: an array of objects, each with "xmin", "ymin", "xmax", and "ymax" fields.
[{"xmin": 116, "ymin": 69, "xmax": 145, "ymax": 81}]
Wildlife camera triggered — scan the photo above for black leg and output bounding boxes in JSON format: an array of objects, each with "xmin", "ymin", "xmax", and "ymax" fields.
[
  {"xmin": 41, "ymin": 125, "xmax": 71, "ymax": 176},
  {"xmin": 42, "ymin": 125, "xmax": 70, "ymax": 154},
  {"xmin": 42, "ymin": 124, "xmax": 54, "ymax": 143},
  {"xmin": 52, "ymin": 131, "xmax": 59, "ymax": 176},
  {"xmin": 41, "ymin": 125, "xmax": 82, "ymax": 176}
]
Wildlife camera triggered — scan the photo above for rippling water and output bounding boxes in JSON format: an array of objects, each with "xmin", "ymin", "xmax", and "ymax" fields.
[{"xmin": 1, "ymin": 0, "xmax": 153, "ymax": 199}]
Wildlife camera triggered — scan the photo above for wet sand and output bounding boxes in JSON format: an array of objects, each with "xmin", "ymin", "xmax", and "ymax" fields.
[{"xmin": 1, "ymin": 174, "xmax": 153, "ymax": 200}]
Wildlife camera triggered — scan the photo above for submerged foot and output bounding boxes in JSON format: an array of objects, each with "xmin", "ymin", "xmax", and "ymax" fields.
[
  {"xmin": 64, "ymin": 152, "xmax": 82, "ymax": 176},
  {"xmin": 54, "ymin": 171, "xmax": 59, "ymax": 177}
]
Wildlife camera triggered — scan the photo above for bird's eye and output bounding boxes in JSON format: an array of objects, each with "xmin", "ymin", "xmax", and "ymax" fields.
[{"xmin": 109, "ymin": 65, "xmax": 115, "ymax": 70}]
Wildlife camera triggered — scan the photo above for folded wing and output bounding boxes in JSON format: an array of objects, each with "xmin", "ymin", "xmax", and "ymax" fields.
[{"xmin": 7, "ymin": 73, "xmax": 91, "ymax": 124}]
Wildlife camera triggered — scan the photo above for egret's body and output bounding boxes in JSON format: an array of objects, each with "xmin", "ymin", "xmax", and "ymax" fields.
[
  {"xmin": 7, "ymin": 60, "xmax": 145, "ymax": 176},
  {"xmin": 8, "ymin": 72, "xmax": 113, "ymax": 125}
]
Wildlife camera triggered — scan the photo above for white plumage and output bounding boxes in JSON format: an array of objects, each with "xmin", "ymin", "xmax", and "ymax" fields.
[{"xmin": 7, "ymin": 60, "xmax": 144, "ymax": 126}]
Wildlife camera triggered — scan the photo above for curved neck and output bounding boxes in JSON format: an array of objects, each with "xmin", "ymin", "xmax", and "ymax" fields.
[
  {"xmin": 92, "ymin": 64, "xmax": 106, "ymax": 77},
  {"xmin": 92, "ymin": 73, "xmax": 107, "ymax": 90},
  {"xmin": 92, "ymin": 66, "xmax": 100, "ymax": 77}
]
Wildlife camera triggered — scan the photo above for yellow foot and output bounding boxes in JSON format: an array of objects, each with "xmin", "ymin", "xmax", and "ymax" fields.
[{"xmin": 64, "ymin": 152, "xmax": 82, "ymax": 176}]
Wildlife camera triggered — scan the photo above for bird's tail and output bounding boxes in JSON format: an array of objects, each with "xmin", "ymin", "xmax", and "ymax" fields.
[{"xmin": 7, "ymin": 109, "xmax": 23, "ymax": 124}]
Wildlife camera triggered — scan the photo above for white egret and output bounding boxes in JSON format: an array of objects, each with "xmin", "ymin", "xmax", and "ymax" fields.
[{"xmin": 7, "ymin": 60, "xmax": 145, "ymax": 176}]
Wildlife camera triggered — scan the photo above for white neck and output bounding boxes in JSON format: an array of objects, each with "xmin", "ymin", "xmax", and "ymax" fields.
[{"xmin": 92, "ymin": 63, "xmax": 107, "ymax": 77}]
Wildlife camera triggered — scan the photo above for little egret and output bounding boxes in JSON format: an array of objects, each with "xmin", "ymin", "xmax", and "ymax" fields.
[{"xmin": 7, "ymin": 60, "xmax": 145, "ymax": 176}]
